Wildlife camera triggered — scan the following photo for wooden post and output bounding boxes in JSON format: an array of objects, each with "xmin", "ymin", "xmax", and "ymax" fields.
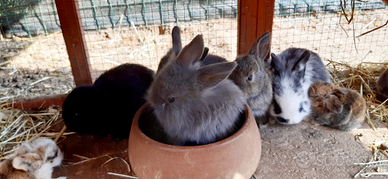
[
  {"xmin": 55, "ymin": 0, "xmax": 93, "ymax": 86},
  {"xmin": 238, "ymin": 0, "xmax": 275, "ymax": 56}
]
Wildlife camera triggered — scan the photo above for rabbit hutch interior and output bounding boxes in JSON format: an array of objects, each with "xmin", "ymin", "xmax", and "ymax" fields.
[{"xmin": 0, "ymin": 0, "xmax": 388, "ymax": 178}]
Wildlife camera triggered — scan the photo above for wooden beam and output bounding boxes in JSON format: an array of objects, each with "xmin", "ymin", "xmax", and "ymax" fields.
[
  {"xmin": 238, "ymin": 0, "xmax": 275, "ymax": 56},
  {"xmin": 55, "ymin": 0, "xmax": 93, "ymax": 86},
  {"xmin": 8, "ymin": 94, "xmax": 68, "ymax": 110}
]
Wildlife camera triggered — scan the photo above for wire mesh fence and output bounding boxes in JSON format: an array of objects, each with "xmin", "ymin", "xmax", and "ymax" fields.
[
  {"xmin": 0, "ymin": 0, "xmax": 387, "ymax": 102},
  {"xmin": 270, "ymin": 0, "xmax": 388, "ymax": 66},
  {"xmin": 80, "ymin": 0, "xmax": 238, "ymax": 79}
]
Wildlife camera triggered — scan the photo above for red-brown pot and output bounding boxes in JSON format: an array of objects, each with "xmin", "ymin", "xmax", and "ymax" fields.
[{"xmin": 128, "ymin": 102, "xmax": 261, "ymax": 179}]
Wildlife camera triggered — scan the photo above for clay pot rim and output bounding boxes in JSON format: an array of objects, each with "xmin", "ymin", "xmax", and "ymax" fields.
[{"xmin": 132, "ymin": 102, "xmax": 253, "ymax": 150}]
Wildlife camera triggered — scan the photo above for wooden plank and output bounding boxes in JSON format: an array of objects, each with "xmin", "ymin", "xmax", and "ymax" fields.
[
  {"xmin": 8, "ymin": 94, "xmax": 68, "ymax": 110},
  {"xmin": 238, "ymin": 0, "xmax": 275, "ymax": 56},
  {"xmin": 55, "ymin": 0, "xmax": 93, "ymax": 86}
]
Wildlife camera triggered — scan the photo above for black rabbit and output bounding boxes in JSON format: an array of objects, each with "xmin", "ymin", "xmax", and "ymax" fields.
[{"xmin": 62, "ymin": 63, "xmax": 154, "ymax": 138}]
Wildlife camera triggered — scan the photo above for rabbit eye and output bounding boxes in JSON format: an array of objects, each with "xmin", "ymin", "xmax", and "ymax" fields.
[
  {"xmin": 47, "ymin": 149, "xmax": 58, "ymax": 160},
  {"xmin": 248, "ymin": 75, "xmax": 253, "ymax": 81},
  {"xmin": 167, "ymin": 97, "xmax": 175, "ymax": 104}
]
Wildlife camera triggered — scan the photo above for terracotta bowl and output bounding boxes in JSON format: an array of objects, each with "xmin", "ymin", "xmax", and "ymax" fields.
[{"xmin": 128, "ymin": 102, "xmax": 261, "ymax": 179}]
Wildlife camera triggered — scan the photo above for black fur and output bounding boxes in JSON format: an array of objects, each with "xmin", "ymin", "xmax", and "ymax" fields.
[{"xmin": 62, "ymin": 63, "xmax": 154, "ymax": 138}]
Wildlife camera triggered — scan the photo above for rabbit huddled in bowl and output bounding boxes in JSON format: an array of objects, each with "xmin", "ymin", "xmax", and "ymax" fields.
[
  {"xmin": 0, "ymin": 137, "xmax": 64, "ymax": 179},
  {"xmin": 308, "ymin": 81, "xmax": 366, "ymax": 131},
  {"xmin": 229, "ymin": 32, "xmax": 272, "ymax": 123},
  {"xmin": 269, "ymin": 48, "xmax": 331, "ymax": 125},
  {"xmin": 146, "ymin": 34, "xmax": 246, "ymax": 146},
  {"xmin": 62, "ymin": 63, "xmax": 154, "ymax": 138},
  {"xmin": 377, "ymin": 69, "xmax": 388, "ymax": 99}
]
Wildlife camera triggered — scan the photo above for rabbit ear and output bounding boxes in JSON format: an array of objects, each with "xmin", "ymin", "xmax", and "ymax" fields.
[
  {"xmin": 157, "ymin": 26, "xmax": 182, "ymax": 72},
  {"xmin": 249, "ymin": 32, "xmax": 270, "ymax": 61},
  {"xmin": 176, "ymin": 35, "xmax": 204, "ymax": 65},
  {"xmin": 12, "ymin": 153, "xmax": 43, "ymax": 171},
  {"xmin": 308, "ymin": 82, "xmax": 319, "ymax": 97},
  {"xmin": 197, "ymin": 62, "xmax": 237, "ymax": 89},
  {"xmin": 271, "ymin": 53, "xmax": 284, "ymax": 76},
  {"xmin": 199, "ymin": 47, "xmax": 210, "ymax": 62},
  {"xmin": 291, "ymin": 50, "xmax": 309, "ymax": 79},
  {"xmin": 325, "ymin": 98, "xmax": 343, "ymax": 113},
  {"xmin": 172, "ymin": 26, "xmax": 182, "ymax": 55},
  {"xmin": 292, "ymin": 50, "xmax": 310, "ymax": 72}
]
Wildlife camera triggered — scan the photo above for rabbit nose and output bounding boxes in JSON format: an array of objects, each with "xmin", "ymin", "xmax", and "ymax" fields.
[{"xmin": 276, "ymin": 117, "xmax": 289, "ymax": 123}]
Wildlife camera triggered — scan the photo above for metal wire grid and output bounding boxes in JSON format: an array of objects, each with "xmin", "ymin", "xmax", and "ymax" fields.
[
  {"xmin": 271, "ymin": 0, "xmax": 388, "ymax": 65},
  {"xmin": 78, "ymin": 0, "xmax": 238, "ymax": 80},
  {"xmin": 0, "ymin": 0, "xmax": 387, "ymax": 101},
  {"xmin": 0, "ymin": 0, "xmax": 74, "ymax": 101}
]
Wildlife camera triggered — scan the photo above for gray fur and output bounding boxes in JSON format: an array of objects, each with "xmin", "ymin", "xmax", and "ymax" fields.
[
  {"xmin": 270, "ymin": 48, "xmax": 331, "ymax": 124},
  {"xmin": 157, "ymin": 26, "xmax": 182, "ymax": 72},
  {"xmin": 147, "ymin": 35, "xmax": 246, "ymax": 146},
  {"xmin": 229, "ymin": 32, "xmax": 272, "ymax": 120},
  {"xmin": 200, "ymin": 47, "xmax": 228, "ymax": 65}
]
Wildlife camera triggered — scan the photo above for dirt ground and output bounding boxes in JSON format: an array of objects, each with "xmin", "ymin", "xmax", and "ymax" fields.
[
  {"xmin": 254, "ymin": 121, "xmax": 388, "ymax": 179},
  {"xmin": 49, "ymin": 116, "xmax": 388, "ymax": 179},
  {"xmin": 0, "ymin": 9, "xmax": 387, "ymax": 179}
]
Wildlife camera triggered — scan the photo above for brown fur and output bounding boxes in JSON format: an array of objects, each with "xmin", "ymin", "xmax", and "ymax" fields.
[
  {"xmin": 377, "ymin": 69, "xmax": 388, "ymax": 99},
  {"xmin": 308, "ymin": 81, "xmax": 366, "ymax": 131},
  {"xmin": 0, "ymin": 160, "xmax": 31, "ymax": 179}
]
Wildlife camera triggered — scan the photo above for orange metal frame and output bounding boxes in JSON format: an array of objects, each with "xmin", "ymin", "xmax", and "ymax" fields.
[
  {"xmin": 11, "ymin": 0, "xmax": 275, "ymax": 109},
  {"xmin": 238, "ymin": 0, "xmax": 275, "ymax": 56}
]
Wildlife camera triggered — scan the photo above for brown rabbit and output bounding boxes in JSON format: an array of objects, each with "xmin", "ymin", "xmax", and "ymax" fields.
[
  {"xmin": 308, "ymin": 81, "xmax": 366, "ymax": 131},
  {"xmin": 377, "ymin": 69, "xmax": 388, "ymax": 99}
]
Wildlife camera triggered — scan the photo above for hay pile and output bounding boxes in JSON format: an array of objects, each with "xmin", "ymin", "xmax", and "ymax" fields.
[
  {"xmin": 0, "ymin": 102, "xmax": 72, "ymax": 160},
  {"xmin": 326, "ymin": 60, "xmax": 388, "ymax": 130},
  {"xmin": 326, "ymin": 60, "xmax": 388, "ymax": 178}
]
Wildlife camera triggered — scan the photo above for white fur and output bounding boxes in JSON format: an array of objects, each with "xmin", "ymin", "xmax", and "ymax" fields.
[
  {"xmin": 33, "ymin": 163, "xmax": 54, "ymax": 179},
  {"xmin": 270, "ymin": 77, "xmax": 311, "ymax": 124},
  {"xmin": 6, "ymin": 137, "xmax": 64, "ymax": 179}
]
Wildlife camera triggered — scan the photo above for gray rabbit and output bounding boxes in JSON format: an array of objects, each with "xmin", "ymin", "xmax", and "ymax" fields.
[
  {"xmin": 146, "ymin": 35, "xmax": 246, "ymax": 146},
  {"xmin": 270, "ymin": 48, "xmax": 331, "ymax": 125},
  {"xmin": 229, "ymin": 32, "xmax": 272, "ymax": 122}
]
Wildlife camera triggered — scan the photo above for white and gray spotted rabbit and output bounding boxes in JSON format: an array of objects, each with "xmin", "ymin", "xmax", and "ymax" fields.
[
  {"xmin": 269, "ymin": 48, "xmax": 331, "ymax": 125},
  {"xmin": 229, "ymin": 32, "xmax": 272, "ymax": 123},
  {"xmin": 146, "ymin": 34, "xmax": 246, "ymax": 146}
]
